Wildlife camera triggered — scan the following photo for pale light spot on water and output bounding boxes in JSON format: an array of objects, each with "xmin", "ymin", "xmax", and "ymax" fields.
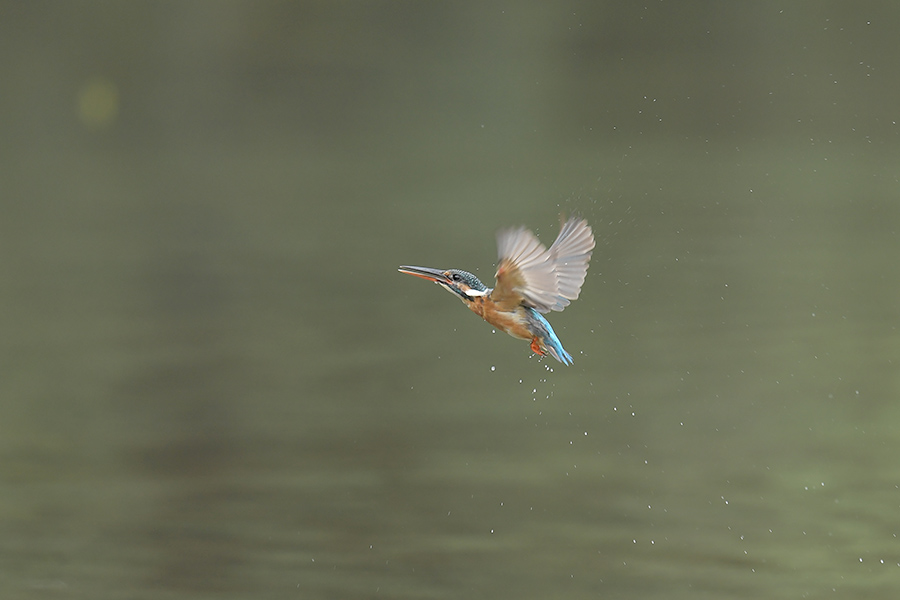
[{"xmin": 78, "ymin": 77, "xmax": 119, "ymax": 129}]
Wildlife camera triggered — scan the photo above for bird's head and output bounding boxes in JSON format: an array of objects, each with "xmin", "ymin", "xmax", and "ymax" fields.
[{"xmin": 398, "ymin": 266, "xmax": 488, "ymax": 303}]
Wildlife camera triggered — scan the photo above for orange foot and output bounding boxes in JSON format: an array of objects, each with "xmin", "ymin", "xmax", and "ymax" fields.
[{"xmin": 530, "ymin": 337, "xmax": 546, "ymax": 356}]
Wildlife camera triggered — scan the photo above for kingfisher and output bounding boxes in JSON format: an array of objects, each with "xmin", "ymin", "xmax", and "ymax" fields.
[{"xmin": 399, "ymin": 216, "xmax": 595, "ymax": 365}]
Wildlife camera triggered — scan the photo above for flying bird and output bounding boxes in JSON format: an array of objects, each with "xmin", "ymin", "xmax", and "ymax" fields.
[{"xmin": 399, "ymin": 216, "xmax": 594, "ymax": 364}]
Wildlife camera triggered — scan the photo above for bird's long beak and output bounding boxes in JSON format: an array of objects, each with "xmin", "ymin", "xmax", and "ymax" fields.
[{"xmin": 398, "ymin": 265, "xmax": 450, "ymax": 284}]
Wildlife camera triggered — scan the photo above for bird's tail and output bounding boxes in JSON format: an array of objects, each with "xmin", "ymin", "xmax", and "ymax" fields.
[
  {"xmin": 526, "ymin": 308, "xmax": 574, "ymax": 365},
  {"xmin": 540, "ymin": 335, "xmax": 573, "ymax": 366}
]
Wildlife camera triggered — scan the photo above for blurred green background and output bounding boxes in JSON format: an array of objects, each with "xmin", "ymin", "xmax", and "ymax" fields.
[{"xmin": 3, "ymin": 2, "xmax": 900, "ymax": 598}]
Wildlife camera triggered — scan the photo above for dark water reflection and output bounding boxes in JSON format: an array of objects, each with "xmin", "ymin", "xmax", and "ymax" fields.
[{"xmin": 3, "ymin": 3, "xmax": 900, "ymax": 599}]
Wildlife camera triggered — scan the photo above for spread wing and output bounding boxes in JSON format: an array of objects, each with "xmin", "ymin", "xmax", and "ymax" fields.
[
  {"xmin": 547, "ymin": 216, "xmax": 595, "ymax": 311},
  {"xmin": 492, "ymin": 217, "xmax": 595, "ymax": 313}
]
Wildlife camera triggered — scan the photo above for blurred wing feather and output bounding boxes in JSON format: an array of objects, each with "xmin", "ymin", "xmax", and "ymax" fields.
[
  {"xmin": 492, "ymin": 217, "xmax": 595, "ymax": 314},
  {"xmin": 492, "ymin": 227, "xmax": 558, "ymax": 312}
]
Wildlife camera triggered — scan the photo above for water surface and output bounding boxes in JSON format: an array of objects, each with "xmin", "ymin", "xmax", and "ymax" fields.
[{"xmin": 2, "ymin": 3, "xmax": 900, "ymax": 599}]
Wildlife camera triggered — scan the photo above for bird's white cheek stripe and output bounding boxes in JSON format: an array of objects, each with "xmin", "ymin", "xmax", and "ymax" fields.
[{"xmin": 464, "ymin": 289, "xmax": 488, "ymax": 297}]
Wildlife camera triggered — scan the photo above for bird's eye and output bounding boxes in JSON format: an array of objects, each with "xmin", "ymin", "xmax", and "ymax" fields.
[{"xmin": 451, "ymin": 273, "xmax": 461, "ymax": 282}]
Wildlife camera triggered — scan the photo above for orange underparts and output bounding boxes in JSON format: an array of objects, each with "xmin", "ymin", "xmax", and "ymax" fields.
[{"xmin": 530, "ymin": 337, "xmax": 546, "ymax": 356}]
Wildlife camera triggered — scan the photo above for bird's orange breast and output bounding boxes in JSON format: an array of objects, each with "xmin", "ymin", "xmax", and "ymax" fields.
[{"xmin": 466, "ymin": 296, "xmax": 533, "ymax": 341}]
